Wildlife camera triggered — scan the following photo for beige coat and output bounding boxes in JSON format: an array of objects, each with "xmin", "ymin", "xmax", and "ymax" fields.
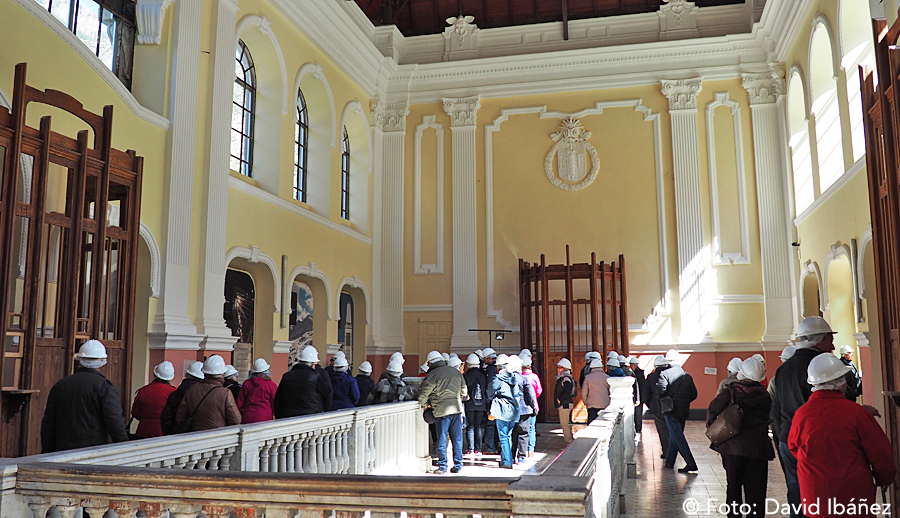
[
  {"xmin": 418, "ymin": 362, "xmax": 468, "ymax": 418},
  {"xmin": 582, "ymin": 369, "xmax": 611, "ymax": 410},
  {"xmin": 175, "ymin": 378, "xmax": 241, "ymax": 432}
]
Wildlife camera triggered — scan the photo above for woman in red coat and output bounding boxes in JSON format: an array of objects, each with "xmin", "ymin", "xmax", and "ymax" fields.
[
  {"xmin": 789, "ymin": 354, "xmax": 896, "ymax": 518},
  {"xmin": 237, "ymin": 358, "xmax": 278, "ymax": 424},
  {"xmin": 131, "ymin": 361, "xmax": 177, "ymax": 438}
]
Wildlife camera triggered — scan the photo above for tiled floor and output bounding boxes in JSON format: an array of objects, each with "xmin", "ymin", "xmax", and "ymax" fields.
[{"xmin": 625, "ymin": 420, "xmax": 788, "ymax": 517}]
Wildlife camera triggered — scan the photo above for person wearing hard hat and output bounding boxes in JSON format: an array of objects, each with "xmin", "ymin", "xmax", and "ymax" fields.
[
  {"xmin": 489, "ymin": 353, "xmax": 521, "ymax": 469},
  {"xmin": 130, "ymin": 361, "xmax": 177, "ymax": 439},
  {"xmin": 329, "ymin": 355, "xmax": 361, "ymax": 410},
  {"xmin": 379, "ymin": 352, "xmax": 406, "ymax": 381},
  {"xmin": 718, "ymin": 357, "xmax": 743, "ymax": 394},
  {"xmin": 223, "ymin": 364, "xmax": 241, "ymax": 401},
  {"xmin": 554, "ymin": 358, "xmax": 577, "ymax": 443},
  {"xmin": 707, "ymin": 357, "xmax": 775, "ymax": 517},
  {"xmin": 656, "ymin": 349, "xmax": 699, "ymax": 472},
  {"xmin": 174, "ymin": 355, "xmax": 241, "ymax": 432},
  {"xmin": 463, "ymin": 353, "xmax": 488, "ymax": 455},
  {"xmin": 771, "ymin": 316, "xmax": 838, "ymax": 516},
  {"xmin": 481, "ymin": 348, "xmax": 499, "ymax": 378},
  {"xmin": 419, "ymin": 351, "xmax": 468, "ymax": 474},
  {"xmin": 839, "ymin": 344, "xmax": 863, "ymax": 402},
  {"xmin": 521, "ymin": 356, "xmax": 543, "ymax": 456},
  {"xmin": 325, "ymin": 350, "xmax": 346, "ymax": 376},
  {"xmin": 751, "ymin": 354, "xmax": 770, "ymax": 389},
  {"xmin": 581, "ymin": 351, "xmax": 601, "ymax": 387},
  {"xmin": 481, "ymin": 350, "xmax": 502, "ymax": 454},
  {"xmin": 606, "ymin": 357, "xmax": 625, "ymax": 377},
  {"xmin": 370, "ymin": 360, "xmax": 415, "ymax": 404},
  {"xmin": 274, "ymin": 345, "xmax": 333, "ymax": 417},
  {"xmin": 509, "ymin": 356, "xmax": 538, "ymax": 463},
  {"xmin": 160, "ymin": 361, "xmax": 205, "ymax": 435},
  {"xmin": 789, "ymin": 354, "xmax": 896, "ymax": 518},
  {"xmin": 355, "ymin": 361, "xmax": 375, "ymax": 406},
  {"xmin": 645, "ymin": 356, "xmax": 671, "ymax": 459},
  {"xmin": 237, "ymin": 358, "xmax": 278, "ymax": 424},
  {"xmin": 628, "ymin": 356, "xmax": 646, "ymax": 434},
  {"xmin": 41, "ymin": 340, "xmax": 129, "ymax": 452},
  {"xmin": 583, "ymin": 358, "xmax": 611, "ymax": 425},
  {"xmin": 448, "ymin": 355, "xmax": 464, "ymax": 372}
]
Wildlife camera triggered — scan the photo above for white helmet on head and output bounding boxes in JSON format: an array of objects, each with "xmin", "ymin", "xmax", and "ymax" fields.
[
  {"xmin": 334, "ymin": 356, "xmax": 349, "ymax": 368},
  {"xmin": 727, "ymin": 357, "xmax": 743, "ymax": 375},
  {"xmin": 752, "ymin": 353, "xmax": 766, "ymax": 364},
  {"xmin": 796, "ymin": 316, "xmax": 836, "ymax": 347},
  {"xmin": 522, "ymin": 356, "xmax": 533, "ymax": 368},
  {"xmin": 519, "ymin": 349, "xmax": 532, "ymax": 358},
  {"xmin": 839, "ymin": 345, "xmax": 854, "ymax": 355},
  {"xmin": 506, "ymin": 355, "xmax": 523, "ymax": 373},
  {"xmin": 738, "ymin": 357, "xmax": 766, "ymax": 382},
  {"xmin": 475, "ymin": 349, "xmax": 484, "ymax": 359},
  {"xmin": 618, "ymin": 353, "xmax": 628, "ymax": 364},
  {"xmin": 482, "ymin": 347, "xmax": 497, "ymax": 358},
  {"xmin": 807, "ymin": 353, "xmax": 851, "ymax": 385},
  {"xmin": 387, "ymin": 360, "xmax": 404, "ymax": 375},
  {"xmin": 628, "ymin": 356, "xmax": 639, "ymax": 365},
  {"xmin": 441, "ymin": 352, "xmax": 450, "ymax": 362},
  {"xmin": 495, "ymin": 354, "xmax": 510, "ymax": 367},
  {"xmin": 653, "ymin": 355, "xmax": 667, "ymax": 367},
  {"xmin": 358, "ymin": 361, "xmax": 373, "ymax": 374},
  {"xmin": 449, "ymin": 356, "xmax": 463, "ymax": 368},
  {"xmin": 780, "ymin": 346, "xmax": 796, "ymax": 362},
  {"xmin": 607, "ymin": 350, "xmax": 618, "ymax": 359},
  {"xmin": 153, "ymin": 361, "xmax": 175, "ymax": 381},
  {"xmin": 426, "ymin": 351, "xmax": 444, "ymax": 364},
  {"xmin": 586, "ymin": 351, "xmax": 601, "ymax": 361},
  {"xmin": 390, "ymin": 352, "xmax": 405, "ymax": 364},
  {"xmin": 251, "ymin": 358, "xmax": 271, "ymax": 373},
  {"xmin": 558, "ymin": 358, "xmax": 572, "ymax": 370},
  {"xmin": 186, "ymin": 361, "xmax": 205, "ymax": 379},
  {"xmin": 76, "ymin": 340, "xmax": 108, "ymax": 359},
  {"xmin": 466, "ymin": 354, "xmax": 480, "ymax": 366},
  {"xmin": 223, "ymin": 365, "xmax": 239, "ymax": 378},
  {"xmin": 607, "ymin": 358, "xmax": 620, "ymax": 368},
  {"xmin": 590, "ymin": 359, "xmax": 604, "ymax": 370},
  {"xmin": 202, "ymin": 355, "xmax": 227, "ymax": 376},
  {"xmin": 298, "ymin": 346, "xmax": 320, "ymax": 364},
  {"xmin": 665, "ymin": 349, "xmax": 680, "ymax": 363}
]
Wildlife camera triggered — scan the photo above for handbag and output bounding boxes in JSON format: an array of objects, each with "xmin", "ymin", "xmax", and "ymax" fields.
[{"xmin": 706, "ymin": 387, "xmax": 743, "ymax": 446}]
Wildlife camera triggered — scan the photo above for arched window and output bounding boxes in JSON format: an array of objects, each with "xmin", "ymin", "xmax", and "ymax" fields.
[
  {"xmin": 341, "ymin": 127, "xmax": 350, "ymax": 220},
  {"xmin": 294, "ymin": 89, "xmax": 309, "ymax": 202},
  {"xmin": 840, "ymin": 0, "xmax": 877, "ymax": 163},
  {"xmin": 788, "ymin": 72, "xmax": 814, "ymax": 215},
  {"xmin": 809, "ymin": 22, "xmax": 844, "ymax": 192},
  {"xmin": 231, "ymin": 40, "xmax": 256, "ymax": 177}
]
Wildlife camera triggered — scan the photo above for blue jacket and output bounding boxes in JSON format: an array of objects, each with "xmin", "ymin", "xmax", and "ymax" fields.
[
  {"xmin": 607, "ymin": 367, "xmax": 626, "ymax": 377},
  {"xmin": 513, "ymin": 372, "xmax": 537, "ymax": 417},
  {"xmin": 329, "ymin": 370, "xmax": 360, "ymax": 410},
  {"xmin": 488, "ymin": 371, "xmax": 520, "ymax": 422}
]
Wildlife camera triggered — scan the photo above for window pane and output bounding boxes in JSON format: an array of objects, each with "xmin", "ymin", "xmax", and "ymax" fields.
[
  {"xmin": 50, "ymin": 0, "xmax": 71, "ymax": 27},
  {"xmin": 98, "ymin": 9, "xmax": 116, "ymax": 70},
  {"xmin": 75, "ymin": 0, "xmax": 101, "ymax": 54},
  {"xmin": 8, "ymin": 216, "xmax": 30, "ymax": 330},
  {"xmin": 45, "ymin": 162, "xmax": 71, "ymax": 215}
]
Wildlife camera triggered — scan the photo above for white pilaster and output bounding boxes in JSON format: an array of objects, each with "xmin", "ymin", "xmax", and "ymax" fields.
[
  {"xmin": 661, "ymin": 78, "xmax": 711, "ymax": 343},
  {"xmin": 195, "ymin": 0, "xmax": 240, "ymax": 352},
  {"xmin": 443, "ymin": 97, "xmax": 482, "ymax": 351},
  {"xmin": 148, "ymin": 0, "xmax": 203, "ymax": 351},
  {"xmin": 369, "ymin": 99, "xmax": 408, "ymax": 354},
  {"xmin": 743, "ymin": 66, "xmax": 796, "ymax": 343}
]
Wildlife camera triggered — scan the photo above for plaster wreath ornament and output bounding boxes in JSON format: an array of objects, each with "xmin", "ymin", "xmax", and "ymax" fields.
[
  {"xmin": 662, "ymin": 0, "xmax": 689, "ymax": 25},
  {"xmin": 544, "ymin": 117, "xmax": 600, "ymax": 192},
  {"xmin": 446, "ymin": 15, "xmax": 475, "ymax": 45}
]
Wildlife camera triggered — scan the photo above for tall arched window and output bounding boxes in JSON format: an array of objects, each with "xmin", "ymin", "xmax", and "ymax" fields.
[
  {"xmin": 294, "ymin": 89, "xmax": 309, "ymax": 202},
  {"xmin": 789, "ymin": 72, "xmax": 815, "ymax": 215},
  {"xmin": 340, "ymin": 126, "xmax": 350, "ymax": 220},
  {"xmin": 231, "ymin": 40, "xmax": 256, "ymax": 177},
  {"xmin": 809, "ymin": 22, "xmax": 844, "ymax": 192}
]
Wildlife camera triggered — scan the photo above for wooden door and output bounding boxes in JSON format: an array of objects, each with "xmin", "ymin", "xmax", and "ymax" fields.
[{"xmin": 419, "ymin": 320, "xmax": 451, "ymax": 354}]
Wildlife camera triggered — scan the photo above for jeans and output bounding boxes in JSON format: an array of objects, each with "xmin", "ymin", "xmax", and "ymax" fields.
[
  {"xmin": 721, "ymin": 453, "xmax": 768, "ymax": 518},
  {"xmin": 528, "ymin": 414, "xmax": 537, "ymax": 452},
  {"xmin": 495, "ymin": 419, "xmax": 515, "ymax": 468},
  {"xmin": 465, "ymin": 410, "xmax": 485, "ymax": 452},
  {"xmin": 513, "ymin": 414, "xmax": 531, "ymax": 460},
  {"xmin": 435, "ymin": 413, "xmax": 464, "ymax": 472},
  {"xmin": 653, "ymin": 414, "xmax": 669, "ymax": 457},
  {"xmin": 484, "ymin": 414, "xmax": 497, "ymax": 452},
  {"xmin": 778, "ymin": 441, "xmax": 807, "ymax": 518},
  {"xmin": 664, "ymin": 415, "xmax": 697, "ymax": 468}
]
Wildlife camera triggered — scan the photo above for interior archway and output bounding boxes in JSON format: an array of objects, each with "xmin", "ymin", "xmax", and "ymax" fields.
[
  {"xmin": 224, "ymin": 260, "xmax": 276, "ymax": 375},
  {"xmin": 802, "ymin": 272, "xmax": 822, "ymax": 318}
]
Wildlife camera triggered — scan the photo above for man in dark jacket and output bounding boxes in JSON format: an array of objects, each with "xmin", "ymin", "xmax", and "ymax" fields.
[
  {"xmin": 839, "ymin": 344, "xmax": 863, "ymax": 402},
  {"xmin": 40, "ymin": 340, "xmax": 128, "ymax": 453},
  {"xmin": 628, "ymin": 356, "xmax": 646, "ymax": 433},
  {"xmin": 274, "ymin": 346, "xmax": 333, "ymax": 417},
  {"xmin": 656, "ymin": 349, "xmax": 698, "ymax": 472},
  {"xmin": 463, "ymin": 354, "xmax": 487, "ymax": 454},
  {"xmin": 554, "ymin": 358, "xmax": 576, "ymax": 443},
  {"xmin": 645, "ymin": 356, "xmax": 670, "ymax": 459},
  {"xmin": 419, "ymin": 351, "xmax": 468, "ymax": 474},
  {"xmin": 161, "ymin": 361, "xmax": 204, "ymax": 435},
  {"xmin": 355, "ymin": 361, "xmax": 376, "ymax": 406}
]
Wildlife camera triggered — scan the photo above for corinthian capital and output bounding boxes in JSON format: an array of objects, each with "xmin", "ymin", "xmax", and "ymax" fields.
[
  {"xmin": 661, "ymin": 78, "xmax": 703, "ymax": 111},
  {"xmin": 742, "ymin": 65, "xmax": 787, "ymax": 105},
  {"xmin": 370, "ymin": 98, "xmax": 409, "ymax": 133},
  {"xmin": 443, "ymin": 96, "xmax": 481, "ymax": 127}
]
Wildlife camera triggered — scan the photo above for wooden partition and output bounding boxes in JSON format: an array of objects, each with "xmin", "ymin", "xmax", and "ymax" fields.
[
  {"xmin": 519, "ymin": 246, "xmax": 628, "ymax": 422},
  {"xmin": 0, "ymin": 63, "xmax": 143, "ymax": 456}
]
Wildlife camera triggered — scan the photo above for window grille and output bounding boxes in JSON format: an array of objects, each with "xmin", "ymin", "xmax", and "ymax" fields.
[
  {"xmin": 294, "ymin": 89, "xmax": 309, "ymax": 202},
  {"xmin": 340, "ymin": 127, "xmax": 350, "ymax": 220}
]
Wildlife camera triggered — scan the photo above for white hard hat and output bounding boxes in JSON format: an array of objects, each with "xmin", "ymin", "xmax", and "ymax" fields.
[
  {"xmin": 202, "ymin": 355, "xmax": 227, "ymax": 376},
  {"xmin": 298, "ymin": 346, "xmax": 320, "ymax": 364},
  {"xmin": 607, "ymin": 350, "xmax": 618, "ymax": 359},
  {"xmin": 251, "ymin": 358, "xmax": 271, "ymax": 373},
  {"xmin": 334, "ymin": 356, "xmax": 349, "ymax": 368},
  {"xmin": 752, "ymin": 353, "xmax": 765, "ymax": 364},
  {"xmin": 653, "ymin": 356, "xmax": 667, "ymax": 366},
  {"xmin": 618, "ymin": 353, "xmax": 628, "ymax": 363},
  {"xmin": 441, "ymin": 352, "xmax": 450, "ymax": 362},
  {"xmin": 780, "ymin": 346, "xmax": 796, "ymax": 362},
  {"xmin": 797, "ymin": 316, "xmax": 836, "ymax": 339},
  {"xmin": 607, "ymin": 358, "xmax": 620, "ymax": 368},
  {"xmin": 807, "ymin": 353, "xmax": 851, "ymax": 385},
  {"xmin": 186, "ymin": 361, "xmax": 204, "ymax": 379},
  {"xmin": 449, "ymin": 353, "xmax": 459, "ymax": 360},
  {"xmin": 519, "ymin": 349, "xmax": 532, "ymax": 358},
  {"xmin": 387, "ymin": 360, "xmax": 404, "ymax": 374},
  {"xmin": 466, "ymin": 354, "xmax": 480, "ymax": 366},
  {"xmin": 839, "ymin": 345, "xmax": 854, "ymax": 355},
  {"xmin": 76, "ymin": 340, "xmax": 107, "ymax": 359},
  {"xmin": 358, "ymin": 361, "xmax": 372, "ymax": 374},
  {"xmin": 739, "ymin": 357, "xmax": 766, "ymax": 382},
  {"xmin": 390, "ymin": 352, "xmax": 405, "ymax": 364},
  {"xmin": 628, "ymin": 356, "xmax": 639, "ymax": 364},
  {"xmin": 665, "ymin": 349, "xmax": 680, "ymax": 362},
  {"xmin": 558, "ymin": 358, "xmax": 572, "ymax": 370},
  {"xmin": 590, "ymin": 359, "xmax": 604, "ymax": 370},
  {"xmin": 224, "ymin": 365, "xmax": 239, "ymax": 378},
  {"xmin": 727, "ymin": 357, "xmax": 743, "ymax": 375},
  {"xmin": 506, "ymin": 355, "xmax": 523, "ymax": 373},
  {"xmin": 522, "ymin": 356, "xmax": 533, "ymax": 368},
  {"xmin": 420, "ymin": 363, "xmax": 429, "ymax": 373},
  {"xmin": 426, "ymin": 350, "xmax": 444, "ymax": 364},
  {"xmin": 586, "ymin": 351, "xmax": 601, "ymax": 361},
  {"xmin": 482, "ymin": 347, "xmax": 497, "ymax": 358},
  {"xmin": 449, "ymin": 356, "xmax": 463, "ymax": 368},
  {"xmin": 495, "ymin": 354, "xmax": 510, "ymax": 367},
  {"xmin": 333, "ymin": 351, "xmax": 346, "ymax": 360},
  {"xmin": 474, "ymin": 349, "xmax": 484, "ymax": 359},
  {"xmin": 153, "ymin": 361, "xmax": 175, "ymax": 381}
]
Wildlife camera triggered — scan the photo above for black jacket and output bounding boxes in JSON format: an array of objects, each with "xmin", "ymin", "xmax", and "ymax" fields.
[
  {"xmin": 579, "ymin": 365, "xmax": 591, "ymax": 388},
  {"xmin": 655, "ymin": 365, "xmax": 697, "ymax": 420},
  {"xmin": 645, "ymin": 366, "xmax": 669, "ymax": 417},
  {"xmin": 464, "ymin": 368, "xmax": 488, "ymax": 411},
  {"xmin": 771, "ymin": 347, "xmax": 823, "ymax": 443},
  {"xmin": 40, "ymin": 367, "xmax": 128, "ymax": 453},
  {"xmin": 274, "ymin": 363, "xmax": 334, "ymax": 417},
  {"xmin": 224, "ymin": 378, "xmax": 241, "ymax": 401},
  {"xmin": 161, "ymin": 377, "xmax": 200, "ymax": 435},
  {"xmin": 841, "ymin": 357, "xmax": 863, "ymax": 401},
  {"xmin": 554, "ymin": 371, "xmax": 576, "ymax": 409},
  {"xmin": 633, "ymin": 366, "xmax": 646, "ymax": 404},
  {"xmin": 707, "ymin": 380, "xmax": 775, "ymax": 460},
  {"xmin": 356, "ymin": 374, "xmax": 376, "ymax": 406}
]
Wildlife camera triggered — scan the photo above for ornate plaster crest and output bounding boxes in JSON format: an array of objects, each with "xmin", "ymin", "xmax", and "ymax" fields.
[{"xmin": 544, "ymin": 117, "xmax": 600, "ymax": 191}]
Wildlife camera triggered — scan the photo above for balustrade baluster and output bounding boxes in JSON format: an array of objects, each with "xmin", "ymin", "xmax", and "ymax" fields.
[
  {"xmin": 335, "ymin": 428, "xmax": 345, "ymax": 474},
  {"xmin": 201, "ymin": 504, "xmax": 232, "ymax": 518},
  {"xmin": 309, "ymin": 435, "xmax": 320, "ymax": 474},
  {"xmin": 278, "ymin": 437, "xmax": 288, "ymax": 472},
  {"xmin": 260, "ymin": 442, "xmax": 271, "ymax": 472},
  {"xmin": 328, "ymin": 428, "xmax": 338, "ymax": 473},
  {"xmin": 209, "ymin": 450, "xmax": 223, "ymax": 470},
  {"xmin": 286, "ymin": 435, "xmax": 296, "ymax": 472},
  {"xmin": 220, "ymin": 448, "xmax": 234, "ymax": 471},
  {"xmin": 366, "ymin": 420, "xmax": 376, "ymax": 472},
  {"xmin": 50, "ymin": 497, "xmax": 80, "ymax": 518},
  {"xmin": 293, "ymin": 434, "xmax": 304, "ymax": 472},
  {"xmin": 25, "ymin": 497, "xmax": 51, "ymax": 518},
  {"xmin": 109, "ymin": 500, "xmax": 138, "ymax": 518},
  {"xmin": 184, "ymin": 455, "xmax": 199, "ymax": 469},
  {"xmin": 168, "ymin": 504, "xmax": 203, "ymax": 517},
  {"xmin": 138, "ymin": 501, "xmax": 168, "ymax": 518},
  {"xmin": 341, "ymin": 427, "xmax": 351, "ymax": 473},
  {"xmin": 321, "ymin": 432, "xmax": 332, "ymax": 473},
  {"xmin": 81, "ymin": 499, "xmax": 109, "ymax": 518}
]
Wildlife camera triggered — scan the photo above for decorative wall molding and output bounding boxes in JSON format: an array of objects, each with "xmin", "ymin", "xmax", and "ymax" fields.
[
  {"xmin": 658, "ymin": 0, "xmax": 700, "ymax": 41},
  {"xmin": 793, "ymin": 156, "xmax": 865, "ymax": 226},
  {"xmin": 335, "ymin": 275, "xmax": 372, "ymax": 325},
  {"xmin": 853, "ymin": 331, "xmax": 869, "ymax": 348},
  {"xmin": 135, "ymin": 0, "xmax": 174, "ymax": 45},
  {"xmin": 294, "ymin": 62, "xmax": 338, "ymax": 147},
  {"xmin": 484, "ymin": 100, "xmax": 670, "ymax": 330},
  {"xmin": 273, "ymin": 340, "xmax": 293, "ymax": 354},
  {"xmin": 741, "ymin": 66, "xmax": 786, "ymax": 105},
  {"xmin": 857, "ymin": 224, "xmax": 872, "ymax": 299},
  {"xmin": 822, "ymin": 241, "xmax": 852, "ymax": 311},
  {"xmin": 442, "ymin": 97, "xmax": 481, "ymax": 127},
  {"xmin": 284, "ymin": 262, "xmax": 334, "ymax": 323},
  {"xmin": 370, "ymin": 98, "xmax": 410, "ymax": 133},
  {"xmin": 225, "ymin": 245, "xmax": 282, "ymax": 314},
  {"xmin": 403, "ymin": 304, "xmax": 454, "ymax": 313},
  {"xmin": 139, "ymin": 222, "xmax": 162, "ymax": 298},
  {"xmin": 413, "ymin": 115, "xmax": 445, "ymax": 275},
  {"xmin": 13, "ymin": 0, "xmax": 169, "ymax": 129},
  {"xmin": 661, "ymin": 78, "xmax": 704, "ymax": 111},
  {"xmin": 443, "ymin": 15, "xmax": 479, "ymax": 61},
  {"xmin": 800, "ymin": 260, "xmax": 825, "ymax": 314},
  {"xmin": 235, "ymin": 14, "xmax": 289, "ymax": 114},
  {"xmin": 544, "ymin": 117, "xmax": 601, "ymax": 192},
  {"xmin": 709, "ymin": 295, "xmax": 765, "ymax": 304},
  {"xmin": 705, "ymin": 92, "xmax": 750, "ymax": 265}
]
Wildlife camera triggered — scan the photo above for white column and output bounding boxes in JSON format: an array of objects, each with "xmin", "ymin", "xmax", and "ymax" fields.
[
  {"xmin": 147, "ymin": 0, "xmax": 204, "ymax": 350},
  {"xmin": 195, "ymin": 0, "xmax": 240, "ymax": 351},
  {"xmin": 369, "ymin": 100, "xmax": 409, "ymax": 354},
  {"xmin": 443, "ymin": 97, "xmax": 482, "ymax": 352},
  {"xmin": 743, "ymin": 67, "xmax": 796, "ymax": 342},
  {"xmin": 661, "ymin": 78, "xmax": 711, "ymax": 343}
]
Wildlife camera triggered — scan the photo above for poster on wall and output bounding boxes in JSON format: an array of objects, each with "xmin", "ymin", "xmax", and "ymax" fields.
[{"xmin": 288, "ymin": 282, "xmax": 314, "ymax": 368}]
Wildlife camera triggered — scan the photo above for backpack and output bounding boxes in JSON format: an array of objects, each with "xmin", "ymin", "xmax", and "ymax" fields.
[
  {"xmin": 472, "ymin": 379, "xmax": 485, "ymax": 406},
  {"xmin": 563, "ymin": 374, "xmax": 577, "ymax": 400}
]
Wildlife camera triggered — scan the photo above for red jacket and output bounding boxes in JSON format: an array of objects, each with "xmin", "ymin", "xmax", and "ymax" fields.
[
  {"xmin": 789, "ymin": 390, "xmax": 896, "ymax": 518},
  {"xmin": 237, "ymin": 375, "xmax": 278, "ymax": 424},
  {"xmin": 131, "ymin": 379, "xmax": 176, "ymax": 438}
]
